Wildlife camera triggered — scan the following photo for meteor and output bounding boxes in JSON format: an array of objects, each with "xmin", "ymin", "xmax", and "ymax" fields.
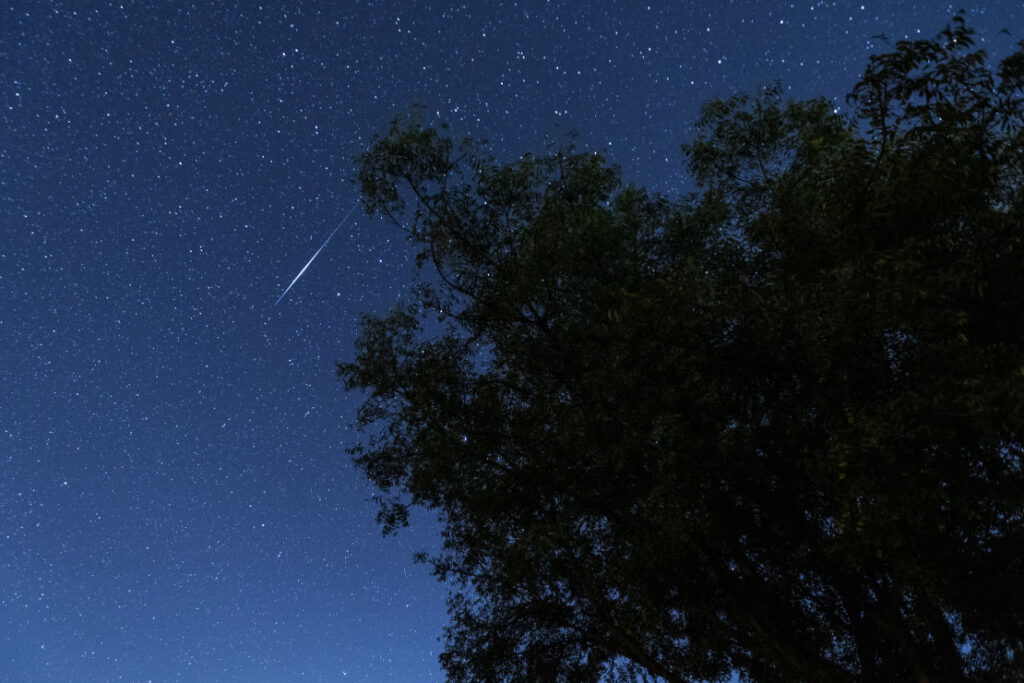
[{"xmin": 274, "ymin": 204, "xmax": 358, "ymax": 306}]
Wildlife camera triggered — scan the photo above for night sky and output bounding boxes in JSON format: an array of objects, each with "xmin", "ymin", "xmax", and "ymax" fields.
[{"xmin": 2, "ymin": 2, "xmax": 1021, "ymax": 681}]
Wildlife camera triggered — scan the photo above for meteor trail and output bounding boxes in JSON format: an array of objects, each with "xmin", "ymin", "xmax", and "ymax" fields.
[{"xmin": 274, "ymin": 204, "xmax": 358, "ymax": 306}]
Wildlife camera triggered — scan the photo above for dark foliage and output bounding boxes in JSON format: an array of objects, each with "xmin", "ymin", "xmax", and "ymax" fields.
[{"xmin": 338, "ymin": 18, "xmax": 1024, "ymax": 682}]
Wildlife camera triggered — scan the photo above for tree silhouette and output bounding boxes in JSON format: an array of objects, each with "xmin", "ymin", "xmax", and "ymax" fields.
[{"xmin": 339, "ymin": 17, "xmax": 1024, "ymax": 682}]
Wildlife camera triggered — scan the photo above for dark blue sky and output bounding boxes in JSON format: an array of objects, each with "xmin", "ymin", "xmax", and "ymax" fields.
[{"xmin": 2, "ymin": 2, "xmax": 1020, "ymax": 681}]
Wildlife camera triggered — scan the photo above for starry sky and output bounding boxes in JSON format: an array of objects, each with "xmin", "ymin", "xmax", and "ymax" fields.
[{"xmin": 1, "ymin": 2, "xmax": 1021, "ymax": 681}]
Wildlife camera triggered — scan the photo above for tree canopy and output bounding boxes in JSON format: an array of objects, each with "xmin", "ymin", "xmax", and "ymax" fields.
[{"xmin": 338, "ymin": 18, "xmax": 1024, "ymax": 682}]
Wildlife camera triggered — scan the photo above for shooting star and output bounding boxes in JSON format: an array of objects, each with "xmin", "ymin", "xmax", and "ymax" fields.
[{"xmin": 274, "ymin": 204, "xmax": 358, "ymax": 306}]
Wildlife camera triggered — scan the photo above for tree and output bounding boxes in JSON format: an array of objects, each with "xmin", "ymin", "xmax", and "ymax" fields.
[{"xmin": 338, "ymin": 18, "xmax": 1024, "ymax": 682}]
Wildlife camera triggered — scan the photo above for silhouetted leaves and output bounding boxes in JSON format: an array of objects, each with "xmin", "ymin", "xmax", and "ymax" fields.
[{"xmin": 339, "ymin": 17, "xmax": 1024, "ymax": 682}]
